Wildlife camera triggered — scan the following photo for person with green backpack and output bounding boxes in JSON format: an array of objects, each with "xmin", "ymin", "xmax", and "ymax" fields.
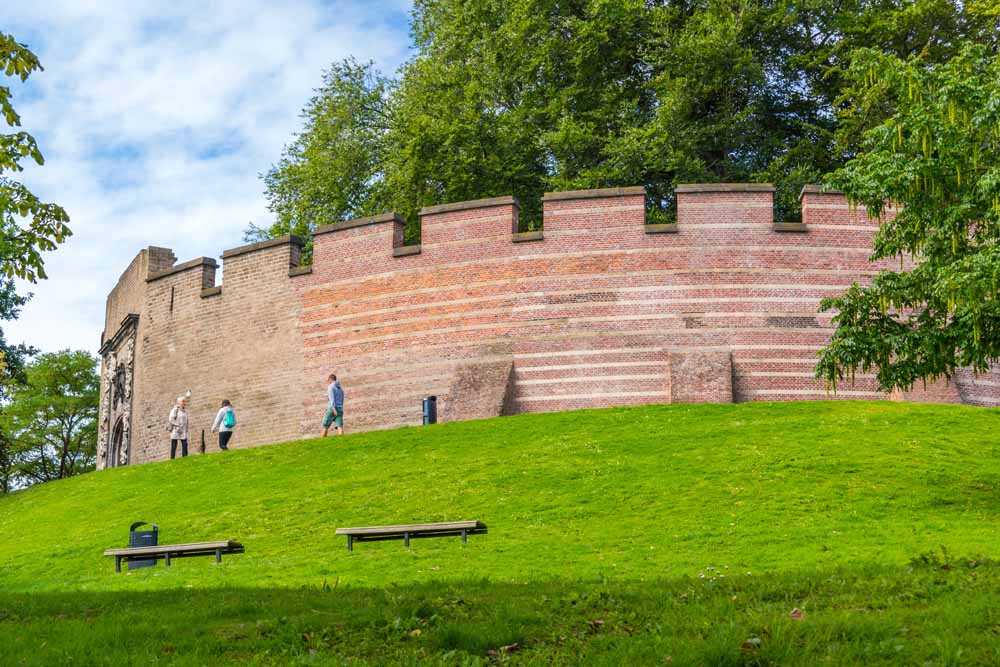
[{"xmin": 210, "ymin": 399, "xmax": 237, "ymax": 450}]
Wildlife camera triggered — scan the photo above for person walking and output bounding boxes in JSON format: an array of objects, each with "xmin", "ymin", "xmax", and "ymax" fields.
[
  {"xmin": 168, "ymin": 395, "xmax": 189, "ymax": 459},
  {"xmin": 210, "ymin": 399, "xmax": 236, "ymax": 450},
  {"xmin": 321, "ymin": 374, "xmax": 345, "ymax": 436}
]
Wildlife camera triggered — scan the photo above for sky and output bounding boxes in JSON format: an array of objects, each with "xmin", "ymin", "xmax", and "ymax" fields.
[{"xmin": 4, "ymin": 1, "xmax": 413, "ymax": 355}]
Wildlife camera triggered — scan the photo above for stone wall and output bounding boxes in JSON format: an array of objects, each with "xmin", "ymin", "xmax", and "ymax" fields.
[{"xmin": 99, "ymin": 184, "xmax": 998, "ymax": 467}]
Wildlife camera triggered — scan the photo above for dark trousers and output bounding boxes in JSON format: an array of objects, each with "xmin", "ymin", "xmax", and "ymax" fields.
[
  {"xmin": 219, "ymin": 431, "xmax": 233, "ymax": 450},
  {"xmin": 170, "ymin": 438, "xmax": 188, "ymax": 459}
]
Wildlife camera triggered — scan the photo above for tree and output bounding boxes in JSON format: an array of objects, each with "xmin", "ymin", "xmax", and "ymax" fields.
[
  {"xmin": 253, "ymin": 59, "xmax": 393, "ymax": 254},
  {"xmin": 0, "ymin": 279, "xmax": 32, "ymax": 493},
  {"xmin": 0, "ymin": 32, "xmax": 70, "ymax": 384},
  {"xmin": 816, "ymin": 44, "xmax": 1000, "ymax": 392},
  {"xmin": 0, "ymin": 32, "xmax": 71, "ymax": 283},
  {"xmin": 1, "ymin": 350, "xmax": 98, "ymax": 490},
  {"xmin": 261, "ymin": 0, "xmax": 994, "ymax": 243}
]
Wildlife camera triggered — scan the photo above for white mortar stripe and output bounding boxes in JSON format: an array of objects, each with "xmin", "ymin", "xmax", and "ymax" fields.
[
  {"xmin": 518, "ymin": 374, "xmax": 665, "ymax": 385},
  {"xmin": 518, "ymin": 361, "xmax": 666, "ymax": 371},
  {"xmin": 729, "ymin": 345, "xmax": 824, "ymax": 351},
  {"xmin": 735, "ymin": 358, "xmax": 821, "ymax": 364},
  {"xmin": 310, "ymin": 284, "xmax": 852, "ymax": 326},
  {"xmin": 311, "ymin": 295, "xmax": 830, "ymax": 330},
  {"xmin": 743, "ymin": 372, "xmax": 877, "ymax": 379},
  {"xmin": 339, "ymin": 373, "xmax": 453, "ymax": 392},
  {"xmin": 516, "ymin": 392, "xmax": 671, "ymax": 402},
  {"xmin": 511, "ymin": 296, "xmax": 825, "ymax": 312},
  {"xmin": 301, "ymin": 270, "xmax": 877, "ymax": 310},
  {"xmin": 423, "ymin": 213, "xmax": 514, "ymax": 231},
  {"xmin": 303, "ymin": 311, "xmax": 832, "ymax": 342},
  {"xmin": 307, "ymin": 322, "xmax": 832, "ymax": 351},
  {"xmin": 305, "ymin": 333, "xmax": 829, "ymax": 363},
  {"xmin": 544, "ymin": 204, "xmax": 644, "ymax": 216},
  {"xmin": 304, "ymin": 248, "xmax": 881, "ymax": 294},
  {"xmin": 746, "ymin": 389, "xmax": 882, "ymax": 397},
  {"xmin": 340, "ymin": 387, "xmax": 451, "ymax": 409}
]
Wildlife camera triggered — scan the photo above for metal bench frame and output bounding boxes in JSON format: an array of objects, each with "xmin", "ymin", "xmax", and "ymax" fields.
[
  {"xmin": 335, "ymin": 521, "xmax": 487, "ymax": 551},
  {"xmin": 103, "ymin": 540, "xmax": 245, "ymax": 572}
]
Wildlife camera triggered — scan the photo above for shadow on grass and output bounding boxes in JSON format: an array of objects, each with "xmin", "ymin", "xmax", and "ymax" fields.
[{"xmin": 1, "ymin": 557, "xmax": 997, "ymax": 666}]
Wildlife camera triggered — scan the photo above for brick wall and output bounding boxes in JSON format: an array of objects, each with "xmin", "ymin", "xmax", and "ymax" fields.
[
  {"xmin": 102, "ymin": 184, "xmax": 999, "ymax": 465},
  {"xmin": 128, "ymin": 237, "xmax": 306, "ymax": 463}
]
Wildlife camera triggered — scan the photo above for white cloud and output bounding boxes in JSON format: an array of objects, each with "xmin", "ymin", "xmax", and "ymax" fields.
[{"xmin": 4, "ymin": 0, "xmax": 413, "ymax": 354}]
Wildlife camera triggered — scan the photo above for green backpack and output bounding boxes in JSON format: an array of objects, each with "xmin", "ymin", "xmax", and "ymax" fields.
[{"xmin": 223, "ymin": 409, "xmax": 236, "ymax": 429}]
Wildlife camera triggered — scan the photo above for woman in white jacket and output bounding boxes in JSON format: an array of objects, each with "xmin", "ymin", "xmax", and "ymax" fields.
[{"xmin": 210, "ymin": 399, "xmax": 236, "ymax": 451}]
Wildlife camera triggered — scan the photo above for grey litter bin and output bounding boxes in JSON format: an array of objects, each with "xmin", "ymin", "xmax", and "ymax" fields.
[
  {"xmin": 128, "ymin": 521, "xmax": 158, "ymax": 570},
  {"xmin": 422, "ymin": 396, "xmax": 437, "ymax": 425}
]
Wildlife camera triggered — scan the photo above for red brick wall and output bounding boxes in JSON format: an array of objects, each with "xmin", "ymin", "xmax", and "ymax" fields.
[{"xmin": 103, "ymin": 184, "xmax": 998, "ymax": 464}]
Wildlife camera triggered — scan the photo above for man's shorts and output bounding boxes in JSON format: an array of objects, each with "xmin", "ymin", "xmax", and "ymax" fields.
[{"xmin": 323, "ymin": 407, "xmax": 344, "ymax": 428}]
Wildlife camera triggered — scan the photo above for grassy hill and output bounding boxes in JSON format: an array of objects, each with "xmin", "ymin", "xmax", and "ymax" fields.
[{"xmin": 1, "ymin": 401, "xmax": 999, "ymax": 665}]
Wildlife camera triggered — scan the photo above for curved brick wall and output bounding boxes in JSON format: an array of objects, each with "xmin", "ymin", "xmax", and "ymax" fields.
[{"xmin": 98, "ymin": 184, "xmax": 998, "ymax": 467}]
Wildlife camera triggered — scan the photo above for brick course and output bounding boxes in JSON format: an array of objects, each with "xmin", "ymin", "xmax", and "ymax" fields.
[{"xmin": 98, "ymin": 185, "xmax": 999, "ymax": 467}]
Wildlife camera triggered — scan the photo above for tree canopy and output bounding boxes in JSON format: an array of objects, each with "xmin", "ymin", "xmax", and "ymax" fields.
[
  {"xmin": 258, "ymin": 0, "xmax": 997, "ymax": 246},
  {"xmin": 0, "ymin": 32, "xmax": 70, "ymax": 388},
  {"xmin": 0, "ymin": 32, "xmax": 71, "ymax": 283},
  {"xmin": 817, "ymin": 43, "xmax": 1000, "ymax": 392},
  {"xmin": 0, "ymin": 350, "xmax": 98, "ymax": 492}
]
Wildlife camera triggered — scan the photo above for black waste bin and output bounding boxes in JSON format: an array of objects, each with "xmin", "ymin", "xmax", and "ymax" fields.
[
  {"xmin": 422, "ymin": 396, "xmax": 437, "ymax": 425},
  {"xmin": 128, "ymin": 521, "xmax": 158, "ymax": 570}
]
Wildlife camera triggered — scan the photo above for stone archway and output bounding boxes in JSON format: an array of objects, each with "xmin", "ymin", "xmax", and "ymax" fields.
[
  {"xmin": 109, "ymin": 417, "xmax": 125, "ymax": 468},
  {"xmin": 98, "ymin": 314, "xmax": 138, "ymax": 470}
]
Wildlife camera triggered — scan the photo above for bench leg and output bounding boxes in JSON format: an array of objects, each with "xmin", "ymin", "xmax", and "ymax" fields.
[
  {"xmin": 462, "ymin": 529, "xmax": 467, "ymax": 544},
  {"xmin": 404, "ymin": 532, "xmax": 410, "ymax": 548},
  {"xmin": 116, "ymin": 556, "xmax": 121, "ymax": 573},
  {"xmin": 347, "ymin": 535, "xmax": 353, "ymax": 552},
  {"xmin": 165, "ymin": 552, "xmax": 171, "ymax": 567},
  {"xmin": 215, "ymin": 549, "xmax": 222, "ymax": 563}
]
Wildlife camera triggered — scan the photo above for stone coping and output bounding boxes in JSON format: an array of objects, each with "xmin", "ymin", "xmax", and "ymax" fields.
[
  {"xmin": 512, "ymin": 231, "xmax": 544, "ymax": 243},
  {"xmin": 314, "ymin": 213, "xmax": 405, "ymax": 237},
  {"xmin": 221, "ymin": 235, "xmax": 304, "ymax": 259},
  {"xmin": 420, "ymin": 196, "xmax": 520, "ymax": 216},
  {"xmin": 542, "ymin": 186, "xmax": 645, "ymax": 202},
  {"xmin": 289, "ymin": 266, "xmax": 313, "ymax": 277},
  {"xmin": 800, "ymin": 184, "xmax": 843, "ymax": 198},
  {"xmin": 393, "ymin": 245, "xmax": 422, "ymax": 257},
  {"xmin": 675, "ymin": 183, "xmax": 774, "ymax": 193},
  {"xmin": 201, "ymin": 286, "xmax": 223, "ymax": 298},
  {"xmin": 147, "ymin": 257, "xmax": 218, "ymax": 283},
  {"xmin": 645, "ymin": 223, "xmax": 678, "ymax": 234}
]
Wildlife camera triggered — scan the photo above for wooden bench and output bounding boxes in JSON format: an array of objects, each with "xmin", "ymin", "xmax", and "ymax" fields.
[
  {"xmin": 103, "ymin": 540, "xmax": 244, "ymax": 572},
  {"xmin": 335, "ymin": 521, "xmax": 487, "ymax": 551}
]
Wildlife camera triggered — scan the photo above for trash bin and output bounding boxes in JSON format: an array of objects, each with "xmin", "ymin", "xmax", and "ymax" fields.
[
  {"xmin": 422, "ymin": 396, "xmax": 437, "ymax": 425},
  {"xmin": 128, "ymin": 521, "xmax": 158, "ymax": 570}
]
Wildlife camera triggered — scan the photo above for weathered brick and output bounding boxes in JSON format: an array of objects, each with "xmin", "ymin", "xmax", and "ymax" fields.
[{"xmin": 97, "ymin": 186, "xmax": 1000, "ymax": 468}]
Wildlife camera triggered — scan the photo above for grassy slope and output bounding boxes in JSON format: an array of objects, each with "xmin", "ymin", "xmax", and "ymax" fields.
[{"xmin": 1, "ymin": 401, "xmax": 999, "ymax": 664}]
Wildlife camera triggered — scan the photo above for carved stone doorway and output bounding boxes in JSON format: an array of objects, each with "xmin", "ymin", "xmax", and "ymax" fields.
[{"xmin": 98, "ymin": 314, "xmax": 138, "ymax": 470}]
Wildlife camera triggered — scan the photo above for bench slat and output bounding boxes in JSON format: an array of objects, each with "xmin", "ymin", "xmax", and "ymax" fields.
[
  {"xmin": 335, "ymin": 521, "xmax": 483, "ymax": 536},
  {"xmin": 103, "ymin": 540, "xmax": 241, "ymax": 557}
]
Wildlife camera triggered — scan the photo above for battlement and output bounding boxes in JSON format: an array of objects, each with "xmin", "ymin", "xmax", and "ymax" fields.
[
  {"xmin": 138, "ymin": 184, "xmax": 875, "ymax": 297},
  {"xmin": 99, "ymin": 183, "xmax": 997, "ymax": 469}
]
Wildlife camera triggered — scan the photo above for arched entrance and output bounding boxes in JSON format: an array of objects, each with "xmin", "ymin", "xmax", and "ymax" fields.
[{"xmin": 109, "ymin": 418, "xmax": 125, "ymax": 468}]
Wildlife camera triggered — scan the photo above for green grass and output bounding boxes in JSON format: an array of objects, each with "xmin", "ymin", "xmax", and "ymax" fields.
[{"xmin": 2, "ymin": 401, "xmax": 999, "ymax": 664}]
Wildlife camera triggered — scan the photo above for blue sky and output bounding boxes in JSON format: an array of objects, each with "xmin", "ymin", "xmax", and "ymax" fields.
[{"xmin": 4, "ymin": 1, "xmax": 413, "ymax": 354}]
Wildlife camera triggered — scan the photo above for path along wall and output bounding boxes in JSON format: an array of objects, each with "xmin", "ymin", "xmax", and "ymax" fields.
[{"xmin": 98, "ymin": 184, "xmax": 1000, "ymax": 468}]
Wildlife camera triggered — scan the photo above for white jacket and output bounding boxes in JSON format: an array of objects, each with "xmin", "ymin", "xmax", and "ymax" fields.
[
  {"xmin": 168, "ymin": 406, "xmax": 189, "ymax": 440},
  {"xmin": 211, "ymin": 406, "xmax": 235, "ymax": 433}
]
